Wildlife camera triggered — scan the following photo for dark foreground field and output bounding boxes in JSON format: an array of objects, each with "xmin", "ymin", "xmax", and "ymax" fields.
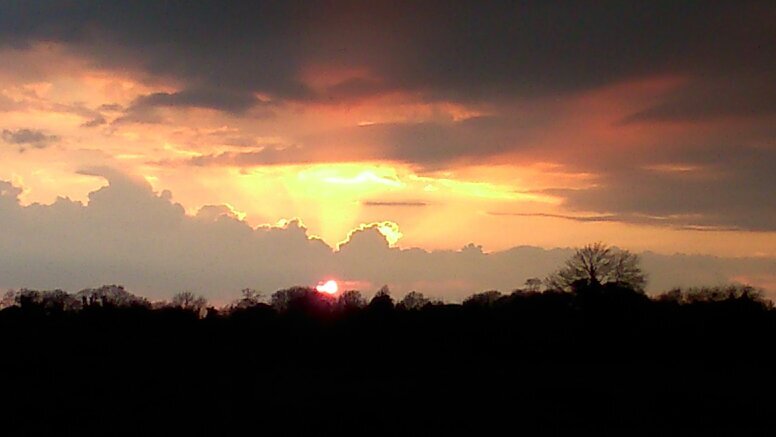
[{"xmin": 2, "ymin": 285, "xmax": 775, "ymax": 435}]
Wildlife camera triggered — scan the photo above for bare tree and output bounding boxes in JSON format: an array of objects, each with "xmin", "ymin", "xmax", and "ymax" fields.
[
  {"xmin": 234, "ymin": 288, "xmax": 262, "ymax": 309},
  {"xmin": 171, "ymin": 291, "xmax": 208, "ymax": 314},
  {"xmin": 399, "ymin": 291, "xmax": 430, "ymax": 310},
  {"xmin": 609, "ymin": 250, "xmax": 647, "ymax": 291},
  {"xmin": 523, "ymin": 278, "xmax": 543, "ymax": 293},
  {"xmin": 546, "ymin": 242, "xmax": 646, "ymax": 292},
  {"xmin": 241, "ymin": 288, "xmax": 261, "ymax": 302}
]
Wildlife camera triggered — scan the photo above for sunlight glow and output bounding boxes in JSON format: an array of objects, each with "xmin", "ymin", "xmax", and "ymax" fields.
[
  {"xmin": 375, "ymin": 221, "xmax": 403, "ymax": 246},
  {"xmin": 338, "ymin": 221, "xmax": 403, "ymax": 249},
  {"xmin": 322, "ymin": 170, "xmax": 402, "ymax": 187},
  {"xmin": 316, "ymin": 280, "xmax": 339, "ymax": 295}
]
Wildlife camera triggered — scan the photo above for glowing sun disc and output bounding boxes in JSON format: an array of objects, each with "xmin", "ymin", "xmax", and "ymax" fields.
[{"xmin": 316, "ymin": 280, "xmax": 339, "ymax": 294}]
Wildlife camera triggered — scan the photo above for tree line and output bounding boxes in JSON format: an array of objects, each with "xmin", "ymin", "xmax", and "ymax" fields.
[
  {"xmin": 1, "ymin": 243, "xmax": 766, "ymax": 318},
  {"xmin": 2, "ymin": 243, "xmax": 774, "ymax": 434}
]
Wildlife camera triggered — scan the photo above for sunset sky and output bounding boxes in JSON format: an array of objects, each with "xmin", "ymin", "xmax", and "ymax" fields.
[{"xmin": 0, "ymin": 1, "xmax": 774, "ymax": 301}]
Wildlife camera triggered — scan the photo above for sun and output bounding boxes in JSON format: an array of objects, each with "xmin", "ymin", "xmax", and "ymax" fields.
[{"xmin": 316, "ymin": 280, "xmax": 339, "ymax": 295}]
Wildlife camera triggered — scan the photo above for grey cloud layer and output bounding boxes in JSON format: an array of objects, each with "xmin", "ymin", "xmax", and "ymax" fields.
[
  {"xmin": 0, "ymin": 173, "xmax": 772, "ymax": 302},
  {"xmin": 0, "ymin": 1, "xmax": 772, "ymax": 110},
  {"xmin": 2, "ymin": 128, "xmax": 59, "ymax": 150},
  {"xmin": 551, "ymin": 141, "xmax": 776, "ymax": 231}
]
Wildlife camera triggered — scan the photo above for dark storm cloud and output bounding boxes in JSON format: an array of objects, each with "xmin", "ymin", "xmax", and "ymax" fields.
[
  {"xmin": 547, "ymin": 144, "xmax": 776, "ymax": 231},
  {"xmin": 356, "ymin": 116, "xmax": 532, "ymax": 166},
  {"xmin": 2, "ymin": 128, "xmax": 59, "ymax": 150},
  {"xmin": 114, "ymin": 88, "xmax": 269, "ymax": 124},
  {"xmin": 0, "ymin": 1, "xmax": 772, "ymax": 107},
  {"xmin": 128, "ymin": 87, "xmax": 261, "ymax": 114},
  {"xmin": 619, "ymin": 75, "xmax": 776, "ymax": 124}
]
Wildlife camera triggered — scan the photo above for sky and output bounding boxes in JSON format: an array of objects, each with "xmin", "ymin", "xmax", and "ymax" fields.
[{"xmin": 0, "ymin": 1, "xmax": 774, "ymax": 302}]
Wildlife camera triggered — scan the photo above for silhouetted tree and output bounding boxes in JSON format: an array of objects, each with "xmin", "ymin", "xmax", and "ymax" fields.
[
  {"xmin": 76, "ymin": 285, "xmax": 149, "ymax": 308},
  {"xmin": 233, "ymin": 288, "xmax": 263, "ymax": 309},
  {"xmin": 398, "ymin": 291, "xmax": 429, "ymax": 310},
  {"xmin": 523, "ymin": 278, "xmax": 543, "ymax": 293},
  {"xmin": 17, "ymin": 288, "xmax": 41, "ymax": 309},
  {"xmin": 171, "ymin": 291, "xmax": 208, "ymax": 315},
  {"xmin": 15, "ymin": 288, "xmax": 79, "ymax": 313},
  {"xmin": 463, "ymin": 290, "xmax": 502, "ymax": 307},
  {"xmin": 1, "ymin": 289, "xmax": 16, "ymax": 309},
  {"xmin": 44, "ymin": 290, "xmax": 78, "ymax": 312},
  {"xmin": 271, "ymin": 286, "xmax": 307, "ymax": 312},
  {"xmin": 368, "ymin": 285, "xmax": 394, "ymax": 311},
  {"xmin": 658, "ymin": 284, "xmax": 768, "ymax": 306},
  {"xmin": 1, "ymin": 276, "xmax": 776, "ymax": 433},
  {"xmin": 656, "ymin": 288, "xmax": 683, "ymax": 303},
  {"xmin": 241, "ymin": 287, "xmax": 261, "ymax": 302},
  {"xmin": 546, "ymin": 242, "xmax": 646, "ymax": 292},
  {"xmin": 271, "ymin": 286, "xmax": 333, "ymax": 315},
  {"xmin": 337, "ymin": 290, "xmax": 366, "ymax": 311},
  {"xmin": 608, "ymin": 250, "xmax": 647, "ymax": 291}
]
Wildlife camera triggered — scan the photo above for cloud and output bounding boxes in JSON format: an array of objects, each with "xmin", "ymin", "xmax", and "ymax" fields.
[
  {"xmin": 0, "ymin": 1, "xmax": 771, "ymax": 107},
  {"xmin": 155, "ymin": 117, "xmax": 523, "ymax": 168},
  {"xmin": 546, "ymin": 141, "xmax": 776, "ymax": 231},
  {"xmin": 489, "ymin": 212, "xmax": 742, "ymax": 232},
  {"xmin": 363, "ymin": 201, "xmax": 427, "ymax": 207},
  {"xmin": 128, "ymin": 87, "xmax": 262, "ymax": 114},
  {"xmin": 81, "ymin": 115, "xmax": 107, "ymax": 128},
  {"xmin": 0, "ymin": 171, "xmax": 773, "ymax": 302},
  {"xmin": 359, "ymin": 117, "xmax": 523, "ymax": 166},
  {"xmin": 0, "ymin": 170, "xmax": 333, "ymax": 301},
  {"xmin": 618, "ymin": 75, "xmax": 776, "ymax": 124},
  {"xmin": 0, "ymin": 93, "xmax": 21, "ymax": 112},
  {"xmin": 2, "ymin": 128, "xmax": 59, "ymax": 150},
  {"xmin": 174, "ymin": 148, "xmax": 331, "ymax": 167},
  {"xmin": 0, "ymin": 3, "xmax": 773, "ymax": 291}
]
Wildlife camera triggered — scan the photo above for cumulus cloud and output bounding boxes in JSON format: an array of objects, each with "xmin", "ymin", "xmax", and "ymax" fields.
[
  {"xmin": 0, "ymin": 171, "xmax": 332, "ymax": 301},
  {"xmin": 0, "ymin": 172, "xmax": 773, "ymax": 302},
  {"xmin": 2, "ymin": 128, "xmax": 59, "ymax": 150}
]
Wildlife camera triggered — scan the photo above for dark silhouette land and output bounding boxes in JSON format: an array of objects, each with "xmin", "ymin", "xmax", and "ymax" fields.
[{"xmin": 1, "ymin": 246, "xmax": 774, "ymax": 435}]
